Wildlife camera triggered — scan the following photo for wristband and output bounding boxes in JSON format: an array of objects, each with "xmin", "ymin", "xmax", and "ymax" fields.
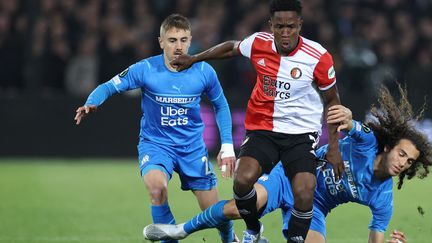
[{"xmin": 220, "ymin": 143, "xmax": 235, "ymax": 159}]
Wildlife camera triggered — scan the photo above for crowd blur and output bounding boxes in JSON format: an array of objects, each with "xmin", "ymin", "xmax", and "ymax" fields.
[{"xmin": 1, "ymin": 0, "xmax": 431, "ymax": 117}]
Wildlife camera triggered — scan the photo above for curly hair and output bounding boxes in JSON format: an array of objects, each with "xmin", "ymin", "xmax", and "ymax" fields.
[{"xmin": 366, "ymin": 84, "xmax": 432, "ymax": 189}]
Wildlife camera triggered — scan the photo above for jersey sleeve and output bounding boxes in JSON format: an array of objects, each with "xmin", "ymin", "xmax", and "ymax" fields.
[
  {"xmin": 346, "ymin": 120, "xmax": 377, "ymax": 148},
  {"xmin": 313, "ymin": 51, "xmax": 336, "ymax": 91},
  {"xmin": 368, "ymin": 187, "xmax": 393, "ymax": 232},
  {"xmin": 201, "ymin": 62, "xmax": 223, "ymax": 100},
  {"xmin": 238, "ymin": 33, "xmax": 259, "ymax": 58},
  {"xmin": 201, "ymin": 62, "xmax": 233, "ymax": 145},
  {"xmin": 109, "ymin": 61, "xmax": 148, "ymax": 93}
]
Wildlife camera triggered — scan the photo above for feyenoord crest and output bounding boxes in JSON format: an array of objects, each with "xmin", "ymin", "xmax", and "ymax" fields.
[{"xmin": 290, "ymin": 67, "xmax": 302, "ymax": 79}]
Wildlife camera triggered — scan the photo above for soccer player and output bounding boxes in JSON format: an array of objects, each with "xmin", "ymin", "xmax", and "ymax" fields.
[
  {"xmin": 171, "ymin": 0, "xmax": 343, "ymax": 242},
  {"xmin": 143, "ymin": 85, "xmax": 431, "ymax": 243},
  {"xmin": 74, "ymin": 14, "xmax": 238, "ymax": 243}
]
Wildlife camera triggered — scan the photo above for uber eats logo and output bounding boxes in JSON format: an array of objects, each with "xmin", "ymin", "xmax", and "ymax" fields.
[{"xmin": 160, "ymin": 106, "xmax": 189, "ymax": 126}]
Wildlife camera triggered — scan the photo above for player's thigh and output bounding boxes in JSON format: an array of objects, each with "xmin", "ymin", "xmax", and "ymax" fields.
[
  {"xmin": 280, "ymin": 133, "xmax": 318, "ymax": 181},
  {"xmin": 238, "ymin": 130, "xmax": 280, "ymax": 174},
  {"xmin": 138, "ymin": 141, "xmax": 175, "ymax": 191},
  {"xmin": 192, "ymin": 188, "xmax": 219, "ymax": 210},
  {"xmin": 256, "ymin": 164, "xmax": 292, "ymax": 218},
  {"xmin": 175, "ymin": 143, "xmax": 217, "ymax": 191},
  {"xmin": 305, "ymin": 230, "xmax": 325, "ymax": 243}
]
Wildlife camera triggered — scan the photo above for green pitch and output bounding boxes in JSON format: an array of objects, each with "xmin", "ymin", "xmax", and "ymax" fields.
[{"xmin": 0, "ymin": 159, "xmax": 430, "ymax": 243}]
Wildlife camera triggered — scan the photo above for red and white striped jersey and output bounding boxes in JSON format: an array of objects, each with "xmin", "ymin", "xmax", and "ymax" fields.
[{"xmin": 238, "ymin": 32, "xmax": 336, "ymax": 135}]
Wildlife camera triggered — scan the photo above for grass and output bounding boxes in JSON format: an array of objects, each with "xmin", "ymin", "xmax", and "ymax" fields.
[{"xmin": 0, "ymin": 159, "xmax": 431, "ymax": 242}]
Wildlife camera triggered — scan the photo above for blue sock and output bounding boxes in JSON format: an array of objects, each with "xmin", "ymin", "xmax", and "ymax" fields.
[
  {"xmin": 183, "ymin": 200, "xmax": 234, "ymax": 242},
  {"xmin": 151, "ymin": 203, "xmax": 178, "ymax": 243},
  {"xmin": 217, "ymin": 220, "xmax": 235, "ymax": 242}
]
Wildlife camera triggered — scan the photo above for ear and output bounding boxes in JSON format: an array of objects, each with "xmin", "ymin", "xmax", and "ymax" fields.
[
  {"xmin": 384, "ymin": 146, "xmax": 389, "ymax": 153},
  {"xmin": 158, "ymin": 36, "xmax": 163, "ymax": 49},
  {"xmin": 268, "ymin": 19, "xmax": 273, "ymax": 32}
]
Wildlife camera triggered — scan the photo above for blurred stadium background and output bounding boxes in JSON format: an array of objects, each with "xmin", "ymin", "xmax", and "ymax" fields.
[{"xmin": 0, "ymin": 0, "xmax": 431, "ymax": 242}]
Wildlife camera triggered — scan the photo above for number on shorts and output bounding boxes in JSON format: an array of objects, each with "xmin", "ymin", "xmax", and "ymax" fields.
[{"xmin": 201, "ymin": 156, "xmax": 211, "ymax": 175}]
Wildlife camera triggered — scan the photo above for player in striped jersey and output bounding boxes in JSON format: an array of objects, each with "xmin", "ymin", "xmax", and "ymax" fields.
[
  {"xmin": 171, "ymin": 1, "xmax": 343, "ymax": 242},
  {"xmin": 74, "ymin": 14, "xmax": 238, "ymax": 243},
  {"xmin": 143, "ymin": 85, "xmax": 430, "ymax": 243}
]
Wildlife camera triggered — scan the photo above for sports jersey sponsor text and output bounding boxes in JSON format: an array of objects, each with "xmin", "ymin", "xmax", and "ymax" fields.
[
  {"xmin": 323, "ymin": 167, "xmax": 344, "ymax": 195},
  {"xmin": 160, "ymin": 107, "xmax": 189, "ymax": 126},
  {"xmin": 263, "ymin": 75, "xmax": 291, "ymax": 99},
  {"xmin": 155, "ymin": 96, "xmax": 196, "ymax": 104},
  {"xmin": 323, "ymin": 160, "xmax": 359, "ymax": 198},
  {"xmin": 343, "ymin": 160, "xmax": 359, "ymax": 198}
]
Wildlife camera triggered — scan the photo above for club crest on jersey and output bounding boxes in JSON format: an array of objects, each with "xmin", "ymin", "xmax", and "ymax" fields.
[
  {"xmin": 328, "ymin": 66, "xmax": 335, "ymax": 79},
  {"xmin": 290, "ymin": 67, "xmax": 302, "ymax": 79},
  {"xmin": 119, "ymin": 68, "xmax": 129, "ymax": 77}
]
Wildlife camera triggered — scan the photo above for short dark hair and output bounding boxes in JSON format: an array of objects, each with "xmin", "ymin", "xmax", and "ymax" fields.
[
  {"xmin": 269, "ymin": 0, "xmax": 302, "ymax": 17},
  {"xmin": 160, "ymin": 14, "xmax": 191, "ymax": 37}
]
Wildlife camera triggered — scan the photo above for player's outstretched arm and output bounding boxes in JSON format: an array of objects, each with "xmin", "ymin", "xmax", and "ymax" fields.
[
  {"xmin": 74, "ymin": 105, "xmax": 97, "ymax": 125},
  {"xmin": 74, "ymin": 81, "xmax": 119, "ymax": 125},
  {"xmin": 326, "ymin": 105, "xmax": 353, "ymax": 132},
  {"xmin": 171, "ymin": 41, "xmax": 240, "ymax": 71},
  {"xmin": 322, "ymin": 85, "xmax": 344, "ymax": 181}
]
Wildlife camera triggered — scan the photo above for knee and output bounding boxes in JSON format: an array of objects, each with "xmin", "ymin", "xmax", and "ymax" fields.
[
  {"xmin": 147, "ymin": 185, "xmax": 168, "ymax": 205},
  {"xmin": 293, "ymin": 184, "xmax": 315, "ymax": 206},
  {"xmin": 233, "ymin": 172, "xmax": 258, "ymax": 193},
  {"xmin": 293, "ymin": 181, "xmax": 315, "ymax": 205},
  {"xmin": 233, "ymin": 160, "xmax": 261, "ymax": 193}
]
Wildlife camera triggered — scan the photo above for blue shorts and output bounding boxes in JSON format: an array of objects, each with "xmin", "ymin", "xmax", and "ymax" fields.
[
  {"xmin": 257, "ymin": 163, "xmax": 326, "ymax": 239},
  {"xmin": 137, "ymin": 138, "xmax": 217, "ymax": 191}
]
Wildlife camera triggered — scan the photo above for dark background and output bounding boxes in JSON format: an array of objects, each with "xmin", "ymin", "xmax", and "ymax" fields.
[{"xmin": 1, "ymin": 0, "xmax": 431, "ymax": 157}]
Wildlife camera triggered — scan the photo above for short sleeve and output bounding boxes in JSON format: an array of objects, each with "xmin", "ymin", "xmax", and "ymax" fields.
[
  {"xmin": 313, "ymin": 51, "xmax": 336, "ymax": 90},
  {"xmin": 238, "ymin": 33, "xmax": 259, "ymax": 58}
]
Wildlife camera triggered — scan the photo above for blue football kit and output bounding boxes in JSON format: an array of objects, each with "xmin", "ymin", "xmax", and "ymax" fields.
[
  {"xmin": 84, "ymin": 54, "xmax": 233, "ymax": 190},
  {"xmin": 170, "ymin": 119, "xmax": 393, "ymax": 241},
  {"xmin": 258, "ymin": 119, "xmax": 393, "ymax": 239}
]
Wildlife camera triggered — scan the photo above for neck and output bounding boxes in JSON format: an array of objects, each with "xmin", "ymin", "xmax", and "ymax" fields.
[
  {"xmin": 164, "ymin": 55, "xmax": 178, "ymax": 72},
  {"xmin": 373, "ymin": 154, "xmax": 390, "ymax": 180}
]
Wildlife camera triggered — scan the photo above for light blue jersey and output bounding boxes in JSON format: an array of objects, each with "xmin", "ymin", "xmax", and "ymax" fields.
[
  {"xmin": 258, "ymin": 120, "xmax": 393, "ymax": 239},
  {"xmin": 86, "ymin": 54, "xmax": 232, "ymax": 145},
  {"xmin": 84, "ymin": 54, "xmax": 232, "ymax": 190}
]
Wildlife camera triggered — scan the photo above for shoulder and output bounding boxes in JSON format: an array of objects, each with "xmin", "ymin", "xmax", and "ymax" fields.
[
  {"xmin": 254, "ymin": 32, "xmax": 274, "ymax": 41},
  {"xmin": 300, "ymin": 36, "xmax": 328, "ymax": 55},
  {"xmin": 191, "ymin": 61, "xmax": 216, "ymax": 73},
  {"xmin": 136, "ymin": 54, "xmax": 163, "ymax": 69}
]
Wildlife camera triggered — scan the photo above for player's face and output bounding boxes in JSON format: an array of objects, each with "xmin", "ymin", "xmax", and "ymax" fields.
[
  {"xmin": 159, "ymin": 27, "xmax": 192, "ymax": 65},
  {"xmin": 269, "ymin": 11, "xmax": 302, "ymax": 56},
  {"xmin": 382, "ymin": 139, "xmax": 419, "ymax": 176}
]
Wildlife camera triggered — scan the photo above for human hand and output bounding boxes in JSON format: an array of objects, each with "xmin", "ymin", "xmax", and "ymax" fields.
[
  {"xmin": 170, "ymin": 54, "xmax": 194, "ymax": 71},
  {"xmin": 217, "ymin": 144, "xmax": 236, "ymax": 178},
  {"xmin": 326, "ymin": 147, "xmax": 344, "ymax": 181},
  {"xmin": 387, "ymin": 230, "xmax": 406, "ymax": 243},
  {"xmin": 74, "ymin": 105, "xmax": 97, "ymax": 125},
  {"xmin": 327, "ymin": 105, "xmax": 353, "ymax": 132}
]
